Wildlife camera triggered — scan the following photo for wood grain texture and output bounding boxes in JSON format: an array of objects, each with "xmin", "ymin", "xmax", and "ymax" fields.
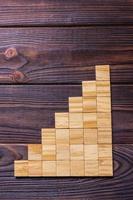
[{"xmin": 0, "ymin": 144, "xmax": 132, "ymax": 199}]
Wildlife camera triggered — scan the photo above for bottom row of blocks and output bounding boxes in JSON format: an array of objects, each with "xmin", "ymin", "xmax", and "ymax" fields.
[{"xmin": 15, "ymin": 159, "xmax": 113, "ymax": 177}]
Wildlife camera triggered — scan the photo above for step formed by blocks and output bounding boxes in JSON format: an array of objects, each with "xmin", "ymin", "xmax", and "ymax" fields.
[{"xmin": 14, "ymin": 65, "xmax": 113, "ymax": 177}]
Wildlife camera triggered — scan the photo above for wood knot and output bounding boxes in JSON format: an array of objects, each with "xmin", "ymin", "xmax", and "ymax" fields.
[
  {"xmin": 4, "ymin": 48, "xmax": 18, "ymax": 59},
  {"xmin": 11, "ymin": 70, "xmax": 26, "ymax": 83}
]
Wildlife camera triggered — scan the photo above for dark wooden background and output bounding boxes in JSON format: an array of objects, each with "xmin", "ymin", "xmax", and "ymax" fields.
[{"xmin": 0, "ymin": 1, "xmax": 133, "ymax": 199}]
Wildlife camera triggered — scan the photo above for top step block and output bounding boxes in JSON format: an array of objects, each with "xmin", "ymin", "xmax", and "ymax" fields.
[{"xmin": 96, "ymin": 65, "xmax": 110, "ymax": 81}]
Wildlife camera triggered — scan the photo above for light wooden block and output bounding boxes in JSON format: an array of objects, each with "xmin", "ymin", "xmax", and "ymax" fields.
[
  {"xmin": 99, "ymin": 159, "xmax": 113, "ymax": 176},
  {"xmin": 28, "ymin": 144, "xmax": 42, "ymax": 160},
  {"xmin": 70, "ymin": 144, "xmax": 84, "ymax": 160},
  {"xmin": 83, "ymin": 97, "xmax": 97, "ymax": 112},
  {"xmin": 57, "ymin": 161, "xmax": 70, "ymax": 176},
  {"xmin": 69, "ymin": 113, "xmax": 83, "ymax": 128},
  {"xmin": 97, "ymin": 96, "xmax": 111, "ymax": 113},
  {"xmin": 42, "ymin": 128, "xmax": 55, "ymax": 145},
  {"xmin": 70, "ymin": 129, "xmax": 83, "ymax": 144},
  {"xmin": 42, "ymin": 161, "xmax": 56, "ymax": 176},
  {"xmin": 84, "ymin": 145, "xmax": 98, "ymax": 160},
  {"xmin": 85, "ymin": 160, "xmax": 98, "ymax": 176},
  {"xmin": 56, "ymin": 144, "xmax": 69, "ymax": 160},
  {"xmin": 56, "ymin": 129, "xmax": 69, "ymax": 145},
  {"xmin": 55, "ymin": 112, "xmax": 69, "ymax": 128},
  {"xmin": 71, "ymin": 161, "xmax": 84, "ymax": 176},
  {"xmin": 42, "ymin": 145, "xmax": 56, "ymax": 160},
  {"xmin": 98, "ymin": 128, "xmax": 112, "ymax": 144},
  {"xmin": 97, "ymin": 113, "xmax": 111, "ymax": 128},
  {"xmin": 96, "ymin": 65, "xmax": 110, "ymax": 81},
  {"xmin": 84, "ymin": 129, "xmax": 97, "ymax": 144},
  {"xmin": 96, "ymin": 81, "xmax": 110, "ymax": 97},
  {"xmin": 14, "ymin": 160, "xmax": 28, "ymax": 177},
  {"xmin": 83, "ymin": 113, "xmax": 97, "ymax": 128},
  {"xmin": 82, "ymin": 81, "xmax": 96, "ymax": 97},
  {"xmin": 28, "ymin": 161, "xmax": 42, "ymax": 177},
  {"xmin": 69, "ymin": 97, "xmax": 83, "ymax": 112},
  {"xmin": 98, "ymin": 144, "xmax": 112, "ymax": 159}
]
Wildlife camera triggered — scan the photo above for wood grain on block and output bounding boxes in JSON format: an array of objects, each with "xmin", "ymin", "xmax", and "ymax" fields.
[
  {"xmin": 98, "ymin": 144, "xmax": 112, "ymax": 159},
  {"xmin": 97, "ymin": 96, "xmax": 111, "ymax": 113},
  {"xmin": 96, "ymin": 81, "xmax": 111, "ymax": 97},
  {"xmin": 57, "ymin": 161, "xmax": 70, "ymax": 176},
  {"xmin": 99, "ymin": 159, "xmax": 113, "ymax": 176},
  {"xmin": 56, "ymin": 144, "xmax": 70, "ymax": 160},
  {"xmin": 98, "ymin": 128, "xmax": 112, "ymax": 144},
  {"xmin": 69, "ymin": 113, "xmax": 83, "ymax": 128},
  {"xmin": 55, "ymin": 112, "xmax": 69, "ymax": 128},
  {"xmin": 82, "ymin": 81, "xmax": 96, "ymax": 97},
  {"xmin": 69, "ymin": 97, "xmax": 83, "ymax": 112},
  {"xmin": 83, "ymin": 97, "xmax": 97, "ymax": 112},
  {"xmin": 97, "ymin": 113, "xmax": 112, "ymax": 128},
  {"xmin": 28, "ymin": 144, "xmax": 42, "ymax": 160},
  {"xmin": 96, "ymin": 65, "xmax": 110, "ymax": 81},
  {"xmin": 56, "ymin": 129, "xmax": 69, "ymax": 145},
  {"xmin": 42, "ymin": 128, "xmax": 55, "ymax": 145},
  {"xmin": 84, "ymin": 129, "xmax": 97, "ymax": 144},
  {"xmin": 71, "ymin": 161, "xmax": 84, "ymax": 176},
  {"xmin": 28, "ymin": 161, "xmax": 42, "ymax": 177},
  {"xmin": 70, "ymin": 129, "xmax": 83, "ymax": 144},
  {"xmin": 14, "ymin": 160, "xmax": 28, "ymax": 177},
  {"xmin": 70, "ymin": 145, "xmax": 84, "ymax": 160},
  {"xmin": 42, "ymin": 161, "xmax": 56, "ymax": 177},
  {"xmin": 84, "ymin": 145, "xmax": 98, "ymax": 160},
  {"xmin": 83, "ymin": 113, "xmax": 97, "ymax": 128},
  {"xmin": 85, "ymin": 160, "xmax": 98, "ymax": 176},
  {"xmin": 42, "ymin": 145, "xmax": 56, "ymax": 161}
]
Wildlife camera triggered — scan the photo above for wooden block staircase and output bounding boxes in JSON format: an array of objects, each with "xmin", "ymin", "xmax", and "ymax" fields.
[{"xmin": 14, "ymin": 65, "xmax": 113, "ymax": 177}]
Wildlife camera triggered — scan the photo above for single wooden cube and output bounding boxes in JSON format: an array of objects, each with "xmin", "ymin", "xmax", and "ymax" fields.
[
  {"xmin": 96, "ymin": 81, "xmax": 111, "ymax": 97},
  {"xmin": 85, "ymin": 160, "xmax": 98, "ymax": 176},
  {"xmin": 84, "ymin": 129, "xmax": 97, "ymax": 144},
  {"xmin": 70, "ymin": 144, "xmax": 84, "ymax": 160},
  {"xmin": 71, "ymin": 160, "xmax": 84, "ymax": 176},
  {"xmin": 57, "ymin": 161, "xmax": 70, "ymax": 176},
  {"xmin": 42, "ymin": 128, "xmax": 55, "ymax": 145},
  {"xmin": 70, "ymin": 129, "xmax": 83, "ymax": 144},
  {"xmin": 69, "ymin": 97, "xmax": 83, "ymax": 112},
  {"xmin": 99, "ymin": 159, "xmax": 113, "ymax": 176},
  {"xmin": 42, "ymin": 145, "xmax": 56, "ymax": 160},
  {"xmin": 28, "ymin": 161, "xmax": 42, "ymax": 177},
  {"xmin": 98, "ymin": 144, "xmax": 112, "ymax": 159},
  {"xmin": 98, "ymin": 128, "xmax": 112, "ymax": 144},
  {"xmin": 56, "ymin": 129, "xmax": 69, "ymax": 145},
  {"xmin": 82, "ymin": 81, "xmax": 96, "ymax": 97},
  {"xmin": 97, "ymin": 96, "xmax": 111, "ymax": 113},
  {"xmin": 69, "ymin": 113, "xmax": 83, "ymax": 128},
  {"xmin": 55, "ymin": 112, "xmax": 69, "ymax": 128},
  {"xmin": 84, "ymin": 145, "xmax": 98, "ymax": 160},
  {"xmin": 14, "ymin": 160, "xmax": 28, "ymax": 177},
  {"xmin": 83, "ymin": 97, "xmax": 97, "ymax": 113},
  {"xmin": 83, "ymin": 113, "xmax": 97, "ymax": 128},
  {"xmin": 97, "ymin": 113, "xmax": 112, "ymax": 128},
  {"xmin": 96, "ymin": 65, "xmax": 110, "ymax": 81},
  {"xmin": 42, "ymin": 161, "xmax": 56, "ymax": 176},
  {"xmin": 56, "ymin": 144, "xmax": 69, "ymax": 160},
  {"xmin": 28, "ymin": 144, "xmax": 42, "ymax": 160}
]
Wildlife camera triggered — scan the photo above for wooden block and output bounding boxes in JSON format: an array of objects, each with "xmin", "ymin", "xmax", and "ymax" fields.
[
  {"xmin": 42, "ymin": 145, "xmax": 56, "ymax": 160},
  {"xmin": 98, "ymin": 128, "xmax": 112, "ymax": 144},
  {"xmin": 96, "ymin": 81, "xmax": 110, "ymax": 97},
  {"xmin": 83, "ymin": 113, "xmax": 97, "ymax": 128},
  {"xmin": 97, "ymin": 113, "xmax": 111, "ymax": 128},
  {"xmin": 99, "ymin": 159, "xmax": 113, "ymax": 176},
  {"xmin": 70, "ymin": 144, "xmax": 84, "ymax": 160},
  {"xmin": 69, "ymin": 113, "xmax": 83, "ymax": 128},
  {"xmin": 28, "ymin": 144, "xmax": 42, "ymax": 160},
  {"xmin": 82, "ymin": 81, "xmax": 96, "ymax": 97},
  {"xmin": 96, "ymin": 65, "xmax": 110, "ymax": 81},
  {"xmin": 84, "ymin": 129, "xmax": 97, "ymax": 144},
  {"xmin": 14, "ymin": 160, "xmax": 28, "ymax": 177},
  {"xmin": 70, "ymin": 129, "xmax": 83, "ymax": 144},
  {"xmin": 83, "ymin": 97, "xmax": 97, "ymax": 113},
  {"xmin": 56, "ymin": 129, "xmax": 69, "ymax": 145},
  {"xmin": 55, "ymin": 112, "xmax": 69, "ymax": 128},
  {"xmin": 69, "ymin": 97, "xmax": 83, "ymax": 112},
  {"xmin": 98, "ymin": 144, "xmax": 112, "ymax": 159},
  {"xmin": 84, "ymin": 145, "xmax": 98, "ymax": 160},
  {"xmin": 71, "ymin": 161, "xmax": 84, "ymax": 176},
  {"xmin": 56, "ymin": 144, "xmax": 69, "ymax": 160},
  {"xmin": 42, "ymin": 128, "xmax": 55, "ymax": 145},
  {"xmin": 97, "ymin": 96, "xmax": 111, "ymax": 113},
  {"xmin": 85, "ymin": 160, "xmax": 98, "ymax": 176},
  {"xmin": 42, "ymin": 161, "xmax": 56, "ymax": 176},
  {"xmin": 57, "ymin": 161, "xmax": 70, "ymax": 176},
  {"xmin": 28, "ymin": 161, "xmax": 42, "ymax": 177}
]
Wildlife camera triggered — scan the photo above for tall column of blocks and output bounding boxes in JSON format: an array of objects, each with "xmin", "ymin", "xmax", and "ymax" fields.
[{"xmin": 14, "ymin": 65, "xmax": 113, "ymax": 177}]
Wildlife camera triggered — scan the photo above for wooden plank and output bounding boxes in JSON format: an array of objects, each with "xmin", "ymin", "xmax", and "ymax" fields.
[
  {"xmin": 0, "ymin": 0, "xmax": 132, "ymax": 26},
  {"xmin": 0, "ymin": 144, "xmax": 132, "ymax": 200},
  {"xmin": 0, "ymin": 28, "xmax": 132, "ymax": 83}
]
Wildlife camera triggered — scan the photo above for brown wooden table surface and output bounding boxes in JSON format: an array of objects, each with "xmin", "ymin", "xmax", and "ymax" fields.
[{"xmin": 0, "ymin": 1, "xmax": 133, "ymax": 199}]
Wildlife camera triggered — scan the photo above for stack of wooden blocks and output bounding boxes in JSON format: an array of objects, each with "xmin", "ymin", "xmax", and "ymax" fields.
[{"xmin": 14, "ymin": 65, "xmax": 113, "ymax": 177}]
